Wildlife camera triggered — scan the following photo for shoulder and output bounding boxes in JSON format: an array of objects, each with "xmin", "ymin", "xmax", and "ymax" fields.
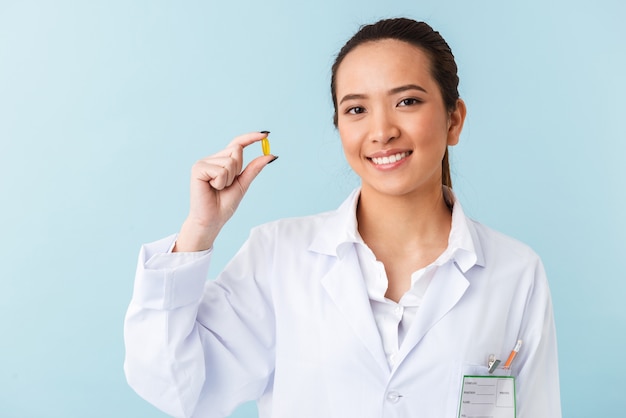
[
  {"xmin": 247, "ymin": 190, "xmax": 358, "ymax": 252},
  {"xmin": 234, "ymin": 189, "xmax": 360, "ymax": 260},
  {"xmin": 467, "ymin": 218, "xmax": 543, "ymax": 268},
  {"xmin": 464, "ymin": 219, "xmax": 552, "ymax": 300},
  {"xmin": 249, "ymin": 210, "xmax": 337, "ymax": 244}
]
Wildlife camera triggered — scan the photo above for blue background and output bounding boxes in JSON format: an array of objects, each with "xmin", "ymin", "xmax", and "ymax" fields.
[{"xmin": 1, "ymin": 0, "xmax": 624, "ymax": 416}]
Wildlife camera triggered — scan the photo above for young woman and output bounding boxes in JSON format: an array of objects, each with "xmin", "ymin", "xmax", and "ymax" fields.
[{"xmin": 124, "ymin": 18, "xmax": 561, "ymax": 418}]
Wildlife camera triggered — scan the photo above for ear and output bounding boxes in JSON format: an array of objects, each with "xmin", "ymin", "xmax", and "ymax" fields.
[{"xmin": 447, "ymin": 98, "xmax": 467, "ymax": 146}]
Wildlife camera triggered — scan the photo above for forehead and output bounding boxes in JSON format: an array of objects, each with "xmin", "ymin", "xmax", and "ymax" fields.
[{"xmin": 335, "ymin": 39, "xmax": 434, "ymax": 92}]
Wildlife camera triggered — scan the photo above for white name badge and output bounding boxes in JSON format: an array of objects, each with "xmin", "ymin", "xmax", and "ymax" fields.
[{"xmin": 458, "ymin": 375, "xmax": 516, "ymax": 418}]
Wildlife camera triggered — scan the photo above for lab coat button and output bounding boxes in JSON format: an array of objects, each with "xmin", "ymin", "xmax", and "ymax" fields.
[{"xmin": 386, "ymin": 391, "xmax": 402, "ymax": 403}]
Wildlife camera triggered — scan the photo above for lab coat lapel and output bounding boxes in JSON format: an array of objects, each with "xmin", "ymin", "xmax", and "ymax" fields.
[
  {"xmin": 395, "ymin": 261, "xmax": 469, "ymax": 367},
  {"xmin": 320, "ymin": 247, "xmax": 389, "ymax": 373}
]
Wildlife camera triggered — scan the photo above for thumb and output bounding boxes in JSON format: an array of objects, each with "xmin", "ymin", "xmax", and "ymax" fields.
[{"xmin": 236, "ymin": 155, "xmax": 278, "ymax": 193}]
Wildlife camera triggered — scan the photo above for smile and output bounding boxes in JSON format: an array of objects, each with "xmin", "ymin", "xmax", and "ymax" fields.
[{"xmin": 370, "ymin": 151, "xmax": 411, "ymax": 165}]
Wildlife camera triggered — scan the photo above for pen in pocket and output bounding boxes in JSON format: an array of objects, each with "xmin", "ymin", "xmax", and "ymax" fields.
[{"xmin": 503, "ymin": 339, "xmax": 522, "ymax": 369}]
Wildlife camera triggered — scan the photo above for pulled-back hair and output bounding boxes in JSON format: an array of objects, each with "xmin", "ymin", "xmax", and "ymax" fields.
[{"xmin": 331, "ymin": 18, "xmax": 460, "ymax": 188}]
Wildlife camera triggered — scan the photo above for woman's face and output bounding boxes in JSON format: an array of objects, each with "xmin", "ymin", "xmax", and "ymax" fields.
[{"xmin": 335, "ymin": 39, "xmax": 464, "ymax": 199}]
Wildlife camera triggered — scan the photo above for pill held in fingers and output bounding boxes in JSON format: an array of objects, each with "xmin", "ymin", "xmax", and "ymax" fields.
[{"xmin": 261, "ymin": 137, "xmax": 271, "ymax": 156}]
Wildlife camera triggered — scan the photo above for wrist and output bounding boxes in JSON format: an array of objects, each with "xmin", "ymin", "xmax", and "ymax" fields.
[{"xmin": 173, "ymin": 219, "xmax": 219, "ymax": 252}]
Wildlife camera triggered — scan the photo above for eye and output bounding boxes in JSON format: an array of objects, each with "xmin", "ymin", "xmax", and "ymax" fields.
[
  {"xmin": 346, "ymin": 106, "xmax": 366, "ymax": 115},
  {"xmin": 398, "ymin": 98, "xmax": 422, "ymax": 107}
]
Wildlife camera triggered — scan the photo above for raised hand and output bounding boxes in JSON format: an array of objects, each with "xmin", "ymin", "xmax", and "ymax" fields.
[{"xmin": 173, "ymin": 131, "xmax": 277, "ymax": 252}]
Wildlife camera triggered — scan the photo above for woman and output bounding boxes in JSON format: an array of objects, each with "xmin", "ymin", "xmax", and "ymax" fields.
[{"xmin": 124, "ymin": 18, "xmax": 561, "ymax": 418}]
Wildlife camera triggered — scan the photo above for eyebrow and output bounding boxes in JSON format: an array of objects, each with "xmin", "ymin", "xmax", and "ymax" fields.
[
  {"xmin": 390, "ymin": 84, "xmax": 428, "ymax": 95},
  {"xmin": 339, "ymin": 84, "xmax": 428, "ymax": 105}
]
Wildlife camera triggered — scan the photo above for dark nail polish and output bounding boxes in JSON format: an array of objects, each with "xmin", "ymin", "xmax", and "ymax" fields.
[
  {"xmin": 267, "ymin": 155, "xmax": 279, "ymax": 165},
  {"xmin": 260, "ymin": 130, "xmax": 270, "ymax": 134}
]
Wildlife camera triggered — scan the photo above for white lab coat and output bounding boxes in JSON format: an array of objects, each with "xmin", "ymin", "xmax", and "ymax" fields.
[{"xmin": 124, "ymin": 189, "xmax": 561, "ymax": 418}]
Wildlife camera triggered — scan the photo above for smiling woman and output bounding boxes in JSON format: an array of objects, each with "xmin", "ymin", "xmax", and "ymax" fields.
[
  {"xmin": 334, "ymin": 38, "xmax": 466, "ymax": 302},
  {"xmin": 330, "ymin": 19, "xmax": 462, "ymax": 190},
  {"xmin": 124, "ymin": 17, "xmax": 562, "ymax": 418}
]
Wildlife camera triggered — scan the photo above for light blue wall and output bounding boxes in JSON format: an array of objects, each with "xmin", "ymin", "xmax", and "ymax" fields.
[{"xmin": 1, "ymin": 0, "xmax": 624, "ymax": 416}]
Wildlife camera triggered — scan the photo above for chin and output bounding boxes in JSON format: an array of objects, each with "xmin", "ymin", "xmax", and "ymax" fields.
[
  {"xmin": 362, "ymin": 176, "xmax": 441, "ymax": 199},
  {"xmin": 362, "ymin": 182, "xmax": 417, "ymax": 198}
]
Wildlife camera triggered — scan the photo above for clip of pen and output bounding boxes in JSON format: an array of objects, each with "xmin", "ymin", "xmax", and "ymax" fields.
[
  {"xmin": 488, "ymin": 354, "xmax": 501, "ymax": 374},
  {"xmin": 503, "ymin": 339, "xmax": 522, "ymax": 369}
]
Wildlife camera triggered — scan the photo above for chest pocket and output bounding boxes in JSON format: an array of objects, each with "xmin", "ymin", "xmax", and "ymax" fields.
[{"xmin": 448, "ymin": 362, "xmax": 514, "ymax": 417}]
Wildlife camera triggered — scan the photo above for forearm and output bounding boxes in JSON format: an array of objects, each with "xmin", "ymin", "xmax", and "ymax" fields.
[{"xmin": 123, "ymin": 236, "xmax": 212, "ymax": 417}]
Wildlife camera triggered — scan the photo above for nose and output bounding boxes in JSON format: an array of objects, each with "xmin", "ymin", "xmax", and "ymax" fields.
[{"xmin": 368, "ymin": 107, "xmax": 400, "ymax": 144}]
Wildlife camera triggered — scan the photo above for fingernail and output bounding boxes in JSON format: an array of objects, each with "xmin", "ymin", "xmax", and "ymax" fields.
[
  {"xmin": 260, "ymin": 130, "xmax": 270, "ymax": 135},
  {"xmin": 267, "ymin": 155, "xmax": 279, "ymax": 165}
]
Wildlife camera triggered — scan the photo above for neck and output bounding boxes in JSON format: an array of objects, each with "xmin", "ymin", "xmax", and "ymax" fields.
[{"xmin": 357, "ymin": 185, "xmax": 452, "ymax": 254}]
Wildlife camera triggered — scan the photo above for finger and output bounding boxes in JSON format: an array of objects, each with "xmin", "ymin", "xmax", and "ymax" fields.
[
  {"xmin": 191, "ymin": 160, "xmax": 233, "ymax": 190},
  {"xmin": 208, "ymin": 144, "xmax": 244, "ymax": 161},
  {"xmin": 198, "ymin": 156, "xmax": 241, "ymax": 186},
  {"xmin": 226, "ymin": 131, "xmax": 270, "ymax": 150},
  {"xmin": 236, "ymin": 154, "xmax": 278, "ymax": 194},
  {"xmin": 206, "ymin": 131, "xmax": 267, "ymax": 168},
  {"xmin": 195, "ymin": 132, "xmax": 271, "ymax": 189},
  {"xmin": 212, "ymin": 131, "xmax": 270, "ymax": 180},
  {"xmin": 208, "ymin": 169, "xmax": 229, "ymax": 190}
]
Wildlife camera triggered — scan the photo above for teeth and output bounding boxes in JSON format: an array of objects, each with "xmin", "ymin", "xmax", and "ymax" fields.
[{"xmin": 371, "ymin": 152, "xmax": 409, "ymax": 165}]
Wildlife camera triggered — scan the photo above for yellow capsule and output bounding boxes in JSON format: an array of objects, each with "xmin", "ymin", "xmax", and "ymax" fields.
[{"xmin": 261, "ymin": 137, "xmax": 271, "ymax": 156}]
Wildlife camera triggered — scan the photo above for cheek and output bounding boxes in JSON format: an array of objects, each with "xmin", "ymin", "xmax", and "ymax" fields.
[
  {"xmin": 410, "ymin": 114, "xmax": 449, "ymax": 148},
  {"xmin": 338, "ymin": 126, "xmax": 359, "ymax": 156},
  {"xmin": 338, "ymin": 135, "xmax": 366, "ymax": 175}
]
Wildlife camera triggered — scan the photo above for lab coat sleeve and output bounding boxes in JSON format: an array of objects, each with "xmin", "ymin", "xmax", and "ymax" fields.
[
  {"xmin": 514, "ymin": 256, "xmax": 562, "ymax": 418},
  {"xmin": 123, "ymin": 232, "xmax": 276, "ymax": 418}
]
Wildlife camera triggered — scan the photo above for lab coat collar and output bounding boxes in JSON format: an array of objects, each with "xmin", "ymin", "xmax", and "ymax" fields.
[
  {"xmin": 446, "ymin": 190, "xmax": 485, "ymax": 271},
  {"xmin": 308, "ymin": 187, "xmax": 485, "ymax": 270},
  {"xmin": 308, "ymin": 188, "xmax": 361, "ymax": 259},
  {"xmin": 320, "ymin": 249, "xmax": 390, "ymax": 374},
  {"xmin": 312, "ymin": 188, "xmax": 485, "ymax": 375},
  {"xmin": 394, "ymin": 261, "xmax": 470, "ymax": 371}
]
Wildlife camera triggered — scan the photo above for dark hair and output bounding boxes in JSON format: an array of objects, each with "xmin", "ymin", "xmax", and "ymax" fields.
[{"xmin": 331, "ymin": 18, "xmax": 459, "ymax": 188}]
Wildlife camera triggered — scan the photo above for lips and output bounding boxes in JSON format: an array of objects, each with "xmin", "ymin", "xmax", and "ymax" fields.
[{"xmin": 369, "ymin": 151, "xmax": 411, "ymax": 165}]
